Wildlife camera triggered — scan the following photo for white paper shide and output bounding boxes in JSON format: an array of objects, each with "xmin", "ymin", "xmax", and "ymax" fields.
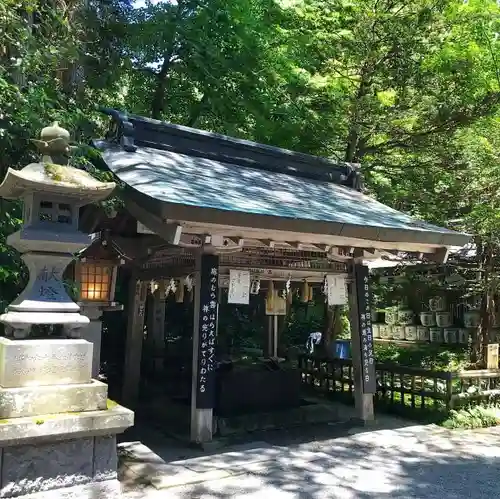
[{"xmin": 228, "ymin": 269, "xmax": 251, "ymax": 305}]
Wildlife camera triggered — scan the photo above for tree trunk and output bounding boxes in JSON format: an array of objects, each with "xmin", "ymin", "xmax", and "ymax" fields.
[
  {"xmin": 151, "ymin": 51, "xmax": 175, "ymax": 120},
  {"xmin": 344, "ymin": 66, "xmax": 371, "ymax": 162},
  {"xmin": 321, "ymin": 302, "xmax": 343, "ymax": 357},
  {"xmin": 474, "ymin": 238, "xmax": 494, "ymax": 367},
  {"xmin": 150, "ymin": 2, "xmax": 184, "ymax": 119}
]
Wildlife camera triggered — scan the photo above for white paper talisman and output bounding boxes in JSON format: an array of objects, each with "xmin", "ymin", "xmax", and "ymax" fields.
[
  {"xmin": 326, "ymin": 275, "xmax": 347, "ymax": 305},
  {"xmin": 228, "ymin": 269, "xmax": 250, "ymax": 304}
]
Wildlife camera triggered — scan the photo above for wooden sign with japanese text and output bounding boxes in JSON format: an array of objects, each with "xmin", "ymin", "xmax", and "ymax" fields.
[
  {"xmin": 326, "ymin": 274, "xmax": 347, "ymax": 305},
  {"xmin": 354, "ymin": 264, "xmax": 376, "ymax": 393},
  {"xmin": 196, "ymin": 254, "xmax": 219, "ymax": 409},
  {"xmin": 228, "ymin": 269, "xmax": 250, "ymax": 305},
  {"xmin": 265, "ymin": 290, "xmax": 287, "ymax": 316}
]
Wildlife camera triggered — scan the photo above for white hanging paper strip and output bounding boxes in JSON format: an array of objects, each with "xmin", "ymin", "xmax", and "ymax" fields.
[
  {"xmin": 228, "ymin": 269, "xmax": 251, "ymax": 305},
  {"xmin": 326, "ymin": 275, "xmax": 347, "ymax": 305}
]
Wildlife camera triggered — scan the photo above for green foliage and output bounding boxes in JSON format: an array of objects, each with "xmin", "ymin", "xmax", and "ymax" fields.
[
  {"xmin": 442, "ymin": 404, "xmax": 500, "ymax": 429},
  {"xmin": 375, "ymin": 343, "xmax": 470, "ymax": 372},
  {"xmin": 0, "ymin": 199, "xmax": 24, "ymax": 306}
]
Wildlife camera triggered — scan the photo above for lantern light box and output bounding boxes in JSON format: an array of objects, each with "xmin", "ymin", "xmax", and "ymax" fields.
[{"xmin": 77, "ymin": 260, "xmax": 115, "ymax": 302}]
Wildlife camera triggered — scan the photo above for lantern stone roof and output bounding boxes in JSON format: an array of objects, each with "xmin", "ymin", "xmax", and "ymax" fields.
[
  {"xmin": 0, "ymin": 162, "xmax": 115, "ymax": 202},
  {"xmin": 93, "ymin": 109, "xmax": 469, "ymax": 256}
]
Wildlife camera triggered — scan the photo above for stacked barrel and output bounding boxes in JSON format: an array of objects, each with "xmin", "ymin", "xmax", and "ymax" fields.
[{"xmin": 372, "ymin": 297, "xmax": 482, "ymax": 345}]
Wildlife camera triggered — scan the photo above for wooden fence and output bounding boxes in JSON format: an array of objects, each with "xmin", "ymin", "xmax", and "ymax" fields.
[{"xmin": 298, "ymin": 355, "xmax": 500, "ymax": 420}]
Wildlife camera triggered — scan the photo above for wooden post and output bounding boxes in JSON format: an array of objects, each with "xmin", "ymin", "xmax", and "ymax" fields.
[
  {"xmin": 146, "ymin": 280, "xmax": 167, "ymax": 374},
  {"xmin": 487, "ymin": 344, "xmax": 499, "ymax": 369},
  {"xmin": 190, "ymin": 249, "xmax": 219, "ymax": 444},
  {"xmin": 122, "ymin": 277, "xmax": 148, "ymax": 409},
  {"xmin": 273, "ymin": 315, "xmax": 278, "ymax": 357},
  {"xmin": 267, "ymin": 315, "xmax": 273, "ymax": 357},
  {"xmin": 348, "ymin": 262, "xmax": 375, "ymax": 423}
]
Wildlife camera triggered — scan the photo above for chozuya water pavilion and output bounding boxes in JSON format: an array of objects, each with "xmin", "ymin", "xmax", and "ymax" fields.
[{"xmin": 85, "ymin": 109, "xmax": 469, "ymax": 444}]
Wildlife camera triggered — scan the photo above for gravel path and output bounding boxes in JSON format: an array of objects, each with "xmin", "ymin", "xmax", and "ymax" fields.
[{"xmin": 120, "ymin": 421, "xmax": 500, "ymax": 498}]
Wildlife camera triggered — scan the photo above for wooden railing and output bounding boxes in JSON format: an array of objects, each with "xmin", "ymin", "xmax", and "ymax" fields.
[{"xmin": 298, "ymin": 355, "xmax": 500, "ymax": 420}]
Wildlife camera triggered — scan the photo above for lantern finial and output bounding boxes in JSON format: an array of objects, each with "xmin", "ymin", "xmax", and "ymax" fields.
[{"xmin": 31, "ymin": 121, "xmax": 74, "ymax": 165}]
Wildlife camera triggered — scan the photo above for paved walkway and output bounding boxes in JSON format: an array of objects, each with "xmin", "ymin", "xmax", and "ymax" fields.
[{"xmin": 119, "ymin": 420, "xmax": 500, "ymax": 498}]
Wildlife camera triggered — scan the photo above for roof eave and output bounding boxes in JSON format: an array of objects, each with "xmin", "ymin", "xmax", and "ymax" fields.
[{"xmin": 124, "ymin": 189, "xmax": 469, "ymax": 258}]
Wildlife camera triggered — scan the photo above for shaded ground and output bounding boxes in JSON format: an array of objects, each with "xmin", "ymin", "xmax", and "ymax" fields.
[{"xmin": 120, "ymin": 418, "xmax": 500, "ymax": 498}]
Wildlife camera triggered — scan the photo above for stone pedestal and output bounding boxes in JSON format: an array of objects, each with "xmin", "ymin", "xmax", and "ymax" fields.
[
  {"xmin": 82, "ymin": 320, "xmax": 103, "ymax": 379},
  {"xmin": 0, "ymin": 338, "xmax": 133, "ymax": 498}
]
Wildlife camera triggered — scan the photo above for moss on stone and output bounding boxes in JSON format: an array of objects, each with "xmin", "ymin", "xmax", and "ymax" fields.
[
  {"xmin": 106, "ymin": 399, "xmax": 118, "ymax": 410},
  {"xmin": 43, "ymin": 163, "xmax": 83, "ymax": 186}
]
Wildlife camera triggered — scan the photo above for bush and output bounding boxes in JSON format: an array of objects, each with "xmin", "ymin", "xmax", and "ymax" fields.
[{"xmin": 441, "ymin": 405, "xmax": 500, "ymax": 429}]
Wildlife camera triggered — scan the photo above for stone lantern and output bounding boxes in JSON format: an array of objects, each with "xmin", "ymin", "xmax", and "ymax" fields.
[
  {"xmin": 0, "ymin": 122, "xmax": 115, "ymax": 338},
  {"xmin": 0, "ymin": 123, "xmax": 133, "ymax": 499}
]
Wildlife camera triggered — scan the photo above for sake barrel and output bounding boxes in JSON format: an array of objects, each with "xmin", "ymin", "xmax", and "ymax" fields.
[
  {"xmin": 398, "ymin": 309, "xmax": 414, "ymax": 325},
  {"xmin": 404, "ymin": 326, "xmax": 418, "ymax": 341},
  {"xmin": 435, "ymin": 311, "xmax": 452, "ymax": 328},
  {"xmin": 429, "ymin": 296, "xmax": 446, "ymax": 312},
  {"xmin": 417, "ymin": 326, "xmax": 430, "ymax": 342},
  {"xmin": 420, "ymin": 312, "xmax": 436, "ymax": 327},
  {"xmin": 429, "ymin": 328, "xmax": 443, "ymax": 343},
  {"xmin": 392, "ymin": 325, "xmax": 405, "ymax": 340},
  {"xmin": 443, "ymin": 328, "xmax": 458, "ymax": 344},
  {"xmin": 385, "ymin": 307, "xmax": 398, "ymax": 326},
  {"xmin": 464, "ymin": 311, "xmax": 480, "ymax": 328},
  {"xmin": 458, "ymin": 328, "xmax": 470, "ymax": 344},
  {"xmin": 379, "ymin": 325, "xmax": 391, "ymax": 339}
]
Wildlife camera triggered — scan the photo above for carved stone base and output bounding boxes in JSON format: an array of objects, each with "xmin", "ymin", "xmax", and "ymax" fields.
[
  {"xmin": 0, "ymin": 405, "xmax": 133, "ymax": 498},
  {"xmin": 14, "ymin": 479, "xmax": 121, "ymax": 499},
  {"xmin": 0, "ymin": 436, "xmax": 118, "ymax": 498},
  {"xmin": 0, "ymin": 337, "xmax": 93, "ymax": 388},
  {"xmin": 0, "ymin": 380, "xmax": 107, "ymax": 419}
]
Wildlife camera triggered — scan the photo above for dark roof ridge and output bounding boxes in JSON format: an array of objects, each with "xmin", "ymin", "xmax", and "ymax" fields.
[{"xmin": 100, "ymin": 107, "xmax": 363, "ymax": 190}]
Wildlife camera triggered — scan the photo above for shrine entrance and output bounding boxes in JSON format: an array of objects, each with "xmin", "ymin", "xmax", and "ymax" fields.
[{"xmin": 85, "ymin": 109, "xmax": 468, "ymax": 444}]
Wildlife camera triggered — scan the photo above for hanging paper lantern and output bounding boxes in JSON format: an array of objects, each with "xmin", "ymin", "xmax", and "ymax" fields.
[{"xmin": 250, "ymin": 277, "xmax": 261, "ymax": 295}]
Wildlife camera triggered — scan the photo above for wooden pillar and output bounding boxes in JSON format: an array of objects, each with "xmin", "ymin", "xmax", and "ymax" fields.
[
  {"xmin": 273, "ymin": 315, "xmax": 279, "ymax": 357},
  {"xmin": 348, "ymin": 262, "xmax": 375, "ymax": 423},
  {"xmin": 122, "ymin": 276, "xmax": 148, "ymax": 409},
  {"xmin": 190, "ymin": 249, "xmax": 219, "ymax": 444},
  {"xmin": 267, "ymin": 316, "xmax": 273, "ymax": 357},
  {"xmin": 146, "ymin": 280, "xmax": 167, "ymax": 373}
]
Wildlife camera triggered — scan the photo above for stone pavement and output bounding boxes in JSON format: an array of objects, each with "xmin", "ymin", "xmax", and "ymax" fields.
[{"xmin": 119, "ymin": 420, "xmax": 500, "ymax": 498}]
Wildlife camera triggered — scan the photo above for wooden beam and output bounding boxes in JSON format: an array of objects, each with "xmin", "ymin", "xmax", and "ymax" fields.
[
  {"xmin": 209, "ymin": 234, "xmax": 224, "ymax": 247},
  {"xmin": 227, "ymin": 237, "xmax": 244, "ymax": 246},
  {"xmin": 426, "ymin": 247, "xmax": 450, "ymax": 264},
  {"xmin": 126, "ymin": 198, "xmax": 182, "ymax": 245},
  {"xmin": 259, "ymin": 239, "xmax": 276, "ymax": 248},
  {"xmin": 316, "ymin": 244, "xmax": 332, "ymax": 252}
]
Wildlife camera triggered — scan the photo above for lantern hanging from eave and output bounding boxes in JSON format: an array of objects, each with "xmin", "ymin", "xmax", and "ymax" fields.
[{"xmin": 75, "ymin": 235, "xmax": 124, "ymax": 309}]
